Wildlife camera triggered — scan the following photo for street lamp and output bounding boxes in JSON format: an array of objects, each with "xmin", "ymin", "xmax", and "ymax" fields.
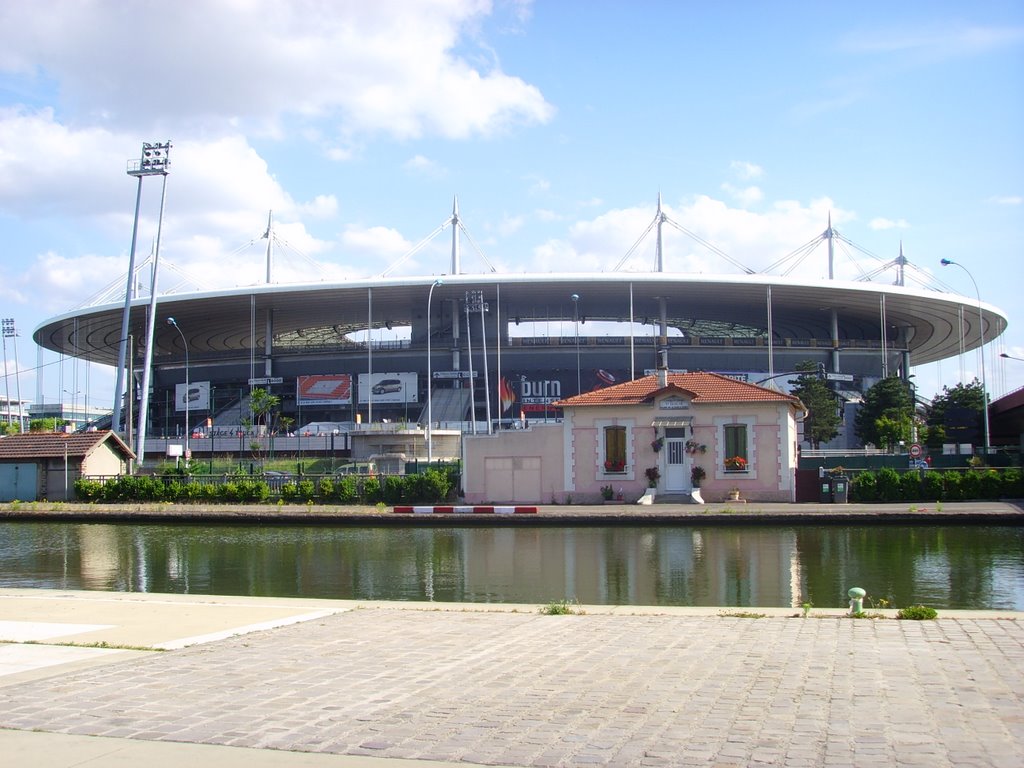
[
  {"xmin": 426, "ymin": 279, "xmax": 443, "ymax": 463},
  {"xmin": 940, "ymin": 259, "xmax": 990, "ymax": 455},
  {"xmin": 571, "ymin": 294, "xmax": 581, "ymax": 395},
  {"xmin": 166, "ymin": 317, "xmax": 190, "ymax": 464},
  {"xmin": 1000, "ymin": 353, "xmax": 1024, "ymax": 363}
]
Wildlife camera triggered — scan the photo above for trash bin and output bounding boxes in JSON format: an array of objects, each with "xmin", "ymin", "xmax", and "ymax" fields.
[
  {"xmin": 819, "ymin": 480, "xmax": 833, "ymax": 504},
  {"xmin": 831, "ymin": 475, "xmax": 849, "ymax": 504}
]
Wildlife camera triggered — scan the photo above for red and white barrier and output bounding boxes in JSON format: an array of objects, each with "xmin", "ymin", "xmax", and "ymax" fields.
[{"xmin": 393, "ymin": 505, "xmax": 538, "ymax": 515}]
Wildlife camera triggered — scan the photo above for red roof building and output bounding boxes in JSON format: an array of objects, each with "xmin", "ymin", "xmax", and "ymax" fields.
[{"xmin": 0, "ymin": 431, "xmax": 134, "ymax": 502}]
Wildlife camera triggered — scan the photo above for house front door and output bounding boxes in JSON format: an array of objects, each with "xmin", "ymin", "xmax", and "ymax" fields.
[{"xmin": 665, "ymin": 437, "xmax": 688, "ymax": 491}]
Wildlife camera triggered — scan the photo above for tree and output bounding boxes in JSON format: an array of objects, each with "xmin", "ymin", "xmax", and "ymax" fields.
[
  {"xmin": 790, "ymin": 361, "xmax": 841, "ymax": 448},
  {"xmin": 247, "ymin": 388, "xmax": 281, "ymax": 465},
  {"xmin": 248, "ymin": 388, "xmax": 281, "ymax": 434},
  {"xmin": 854, "ymin": 376, "xmax": 914, "ymax": 450},
  {"xmin": 30, "ymin": 417, "xmax": 66, "ymax": 432},
  {"xmin": 926, "ymin": 379, "xmax": 986, "ymax": 448}
]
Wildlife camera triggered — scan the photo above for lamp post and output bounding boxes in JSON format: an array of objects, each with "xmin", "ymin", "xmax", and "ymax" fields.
[
  {"xmin": 1000, "ymin": 353, "xmax": 1024, "ymax": 363},
  {"xmin": 940, "ymin": 259, "xmax": 990, "ymax": 455},
  {"xmin": 426, "ymin": 279, "xmax": 443, "ymax": 463},
  {"xmin": 167, "ymin": 317, "xmax": 190, "ymax": 464},
  {"xmin": 571, "ymin": 294, "xmax": 581, "ymax": 395}
]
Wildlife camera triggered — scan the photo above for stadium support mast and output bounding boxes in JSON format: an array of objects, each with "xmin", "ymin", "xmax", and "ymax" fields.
[
  {"xmin": 826, "ymin": 212, "xmax": 835, "ymax": 280},
  {"xmin": 451, "ymin": 196, "xmax": 461, "ymax": 274},
  {"xmin": 656, "ymin": 192, "xmax": 665, "ymax": 272},
  {"xmin": 264, "ymin": 210, "xmax": 274, "ymax": 283}
]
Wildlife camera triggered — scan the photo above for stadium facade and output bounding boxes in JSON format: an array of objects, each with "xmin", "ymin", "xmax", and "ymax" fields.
[{"xmin": 32, "ymin": 203, "xmax": 1008, "ymax": 453}]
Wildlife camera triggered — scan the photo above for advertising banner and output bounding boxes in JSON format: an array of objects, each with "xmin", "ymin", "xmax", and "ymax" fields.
[
  {"xmin": 174, "ymin": 381, "xmax": 210, "ymax": 412},
  {"xmin": 358, "ymin": 372, "xmax": 418, "ymax": 404},
  {"xmin": 497, "ymin": 368, "xmax": 627, "ymax": 417},
  {"xmin": 297, "ymin": 374, "xmax": 353, "ymax": 406}
]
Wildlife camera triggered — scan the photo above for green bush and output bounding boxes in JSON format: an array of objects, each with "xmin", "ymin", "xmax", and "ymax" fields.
[
  {"xmin": 960, "ymin": 470, "xmax": 982, "ymax": 500},
  {"xmin": 73, "ymin": 478, "xmax": 104, "ymax": 501},
  {"xmin": 942, "ymin": 470, "xmax": 962, "ymax": 501},
  {"xmin": 920, "ymin": 471, "xmax": 944, "ymax": 501},
  {"xmin": 317, "ymin": 477, "xmax": 334, "ymax": 500},
  {"xmin": 875, "ymin": 467, "xmax": 901, "ymax": 501},
  {"xmin": 295, "ymin": 479, "xmax": 316, "ymax": 502},
  {"xmin": 380, "ymin": 475, "xmax": 405, "ymax": 505},
  {"xmin": 979, "ymin": 469, "xmax": 1003, "ymax": 500},
  {"xmin": 280, "ymin": 481, "xmax": 298, "ymax": 502},
  {"xmin": 899, "ymin": 470, "xmax": 922, "ymax": 501},
  {"xmin": 1002, "ymin": 468, "xmax": 1023, "ymax": 498},
  {"xmin": 334, "ymin": 475, "xmax": 359, "ymax": 503},
  {"xmin": 850, "ymin": 471, "xmax": 877, "ymax": 502},
  {"xmin": 361, "ymin": 476, "xmax": 382, "ymax": 504}
]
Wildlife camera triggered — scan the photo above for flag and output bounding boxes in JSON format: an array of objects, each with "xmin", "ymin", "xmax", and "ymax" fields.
[{"xmin": 499, "ymin": 377, "xmax": 516, "ymax": 414}]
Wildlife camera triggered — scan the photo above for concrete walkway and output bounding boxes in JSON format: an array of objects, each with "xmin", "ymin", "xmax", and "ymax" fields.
[{"xmin": 1, "ymin": 589, "xmax": 1022, "ymax": 767}]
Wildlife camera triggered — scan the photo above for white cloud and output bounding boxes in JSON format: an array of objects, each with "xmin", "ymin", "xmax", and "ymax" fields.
[
  {"xmin": 405, "ymin": 155, "xmax": 447, "ymax": 177},
  {"xmin": 842, "ymin": 23, "xmax": 1024, "ymax": 57},
  {"xmin": 869, "ymin": 217, "xmax": 910, "ymax": 230},
  {"xmin": 729, "ymin": 161, "xmax": 764, "ymax": 181},
  {"xmin": 0, "ymin": 1, "xmax": 554, "ymax": 140},
  {"xmin": 988, "ymin": 195, "xmax": 1022, "ymax": 206},
  {"xmin": 721, "ymin": 184, "xmax": 764, "ymax": 207}
]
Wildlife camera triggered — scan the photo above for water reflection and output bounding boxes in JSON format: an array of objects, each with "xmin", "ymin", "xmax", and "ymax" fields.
[{"xmin": 0, "ymin": 522, "xmax": 1021, "ymax": 610}]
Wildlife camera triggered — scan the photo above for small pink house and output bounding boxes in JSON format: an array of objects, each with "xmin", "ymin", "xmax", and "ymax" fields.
[{"xmin": 462, "ymin": 371, "xmax": 806, "ymax": 504}]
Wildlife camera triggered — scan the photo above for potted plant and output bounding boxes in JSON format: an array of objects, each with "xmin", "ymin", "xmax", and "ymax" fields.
[
  {"xmin": 600, "ymin": 484, "xmax": 615, "ymax": 501},
  {"xmin": 728, "ymin": 487, "xmax": 741, "ymax": 501},
  {"xmin": 651, "ymin": 437, "xmax": 664, "ymax": 452},
  {"xmin": 691, "ymin": 465, "xmax": 706, "ymax": 487},
  {"xmin": 724, "ymin": 455, "xmax": 747, "ymax": 471},
  {"xmin": 604, "ymin": 458, "xmax": 625, "ymax": 472},
  {"xmin": 644, "ymin": 466, "xmax": 660, "ymax": 488}
]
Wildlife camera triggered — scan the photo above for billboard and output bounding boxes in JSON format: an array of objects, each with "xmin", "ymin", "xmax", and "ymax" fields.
[
  {"xmin": 297, "ymin": 374, "xmax": 353, "ymax": 406},
  {"xmin": 358, "ymin": 372, "xmax": 418, "ymax": 404},
  {"xmin": 497, "ymin": 368, "xmax": 627, "ymax": 417},
  {"xmin": 174, "ymin": 381, "xmax": 210, "ymax": 412}
]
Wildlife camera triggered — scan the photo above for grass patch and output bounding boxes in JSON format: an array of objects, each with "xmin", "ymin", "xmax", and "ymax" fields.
[
  {"xmin": 539, "ymin": 599, "xmax": 584, "ymax": 615},
  {"xmin": 896, "ymin": 605, "xmax": 938, "ymax": 620},
  {"xmin": 719, "ymin": 611, "xmax": 767, "ymax": 619}
]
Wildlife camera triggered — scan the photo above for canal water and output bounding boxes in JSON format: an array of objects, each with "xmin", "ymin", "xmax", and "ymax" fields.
[{"xmin": 1, "ymin": 522, "xmax": 1021, "ymax": 610}]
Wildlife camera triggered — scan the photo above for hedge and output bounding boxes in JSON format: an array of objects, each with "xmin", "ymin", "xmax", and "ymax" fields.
[
  {"xmin": 849, "ymin": 468, "xmax": 1021, "ymax": 503},
  {"xmin": 74, "ymin": 466, "xmax": 458, "ymax": 506}
]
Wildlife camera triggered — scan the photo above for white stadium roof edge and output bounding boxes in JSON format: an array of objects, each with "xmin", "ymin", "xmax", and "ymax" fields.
[{"xmin": 34, "ymin": 270, "xmax": 1006, "ymax": 370}]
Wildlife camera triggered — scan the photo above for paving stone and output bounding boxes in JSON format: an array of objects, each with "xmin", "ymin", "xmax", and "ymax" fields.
[{"xmin": 1, "ymin": 611, "xmax": 1022, "ymax": 767}]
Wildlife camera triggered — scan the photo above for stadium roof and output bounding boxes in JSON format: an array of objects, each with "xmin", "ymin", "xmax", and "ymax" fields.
[{"xmin": 34, "ymin": 271, "xmax": 1006, "ymax": 368}]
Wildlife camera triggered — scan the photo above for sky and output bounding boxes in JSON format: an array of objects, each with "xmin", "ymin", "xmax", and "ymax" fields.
[{"xmin": 1, "ymin": 0, "xmax": 1022, "ymax": 414}]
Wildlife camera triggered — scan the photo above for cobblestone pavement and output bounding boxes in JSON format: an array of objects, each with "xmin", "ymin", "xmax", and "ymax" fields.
[{"xmin": 2, "ymin": 609, "xmax": 1022, "ymax": 767}]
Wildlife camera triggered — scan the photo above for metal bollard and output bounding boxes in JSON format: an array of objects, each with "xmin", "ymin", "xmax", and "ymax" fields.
[{"xmin": 848, "ymin": 587, "xmax": 866, "ymax": 614}]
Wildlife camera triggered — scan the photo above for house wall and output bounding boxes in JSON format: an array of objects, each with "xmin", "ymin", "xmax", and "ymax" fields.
[
  {"xmin": 462, "ymin": 424, "xmax": 564, "ymax": 504},
  {"xmin": 462, "ymin": 400, "xmax": 799, "ymax": 505}
]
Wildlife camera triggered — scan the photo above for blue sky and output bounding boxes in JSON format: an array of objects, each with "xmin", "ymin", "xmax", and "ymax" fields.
[{"xmin": 1, "ymin": 0, "xmax": 1022, "ymax": 411}]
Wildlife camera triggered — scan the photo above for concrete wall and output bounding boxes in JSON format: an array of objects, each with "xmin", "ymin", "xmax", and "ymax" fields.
[{"xmin": 462, "ymin": 424, "xmax": 564, "ymax": 504}]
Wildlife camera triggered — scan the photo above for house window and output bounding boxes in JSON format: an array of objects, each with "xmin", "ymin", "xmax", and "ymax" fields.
[
  {"xmin": 723, "ymin": 424, "xmax": 748, "ymax": 472},
  {"xmin": 603, "ymin": 425, "xmax": 626, "ymax": 473}
]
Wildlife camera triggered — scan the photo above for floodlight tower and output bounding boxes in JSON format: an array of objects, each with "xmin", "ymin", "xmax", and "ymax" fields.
[{"xmin": 112, "ymin": 141, "xmax": 172, "ymax": 441}]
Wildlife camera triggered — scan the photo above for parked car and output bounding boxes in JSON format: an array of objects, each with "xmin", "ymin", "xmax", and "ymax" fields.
[
  {"xmin": 334, "ymin": 462, "xmax": 376, "ymax": 476},
  {"xmin": 371, "ymin": 379, "xmax": 403, "ymax": 395}
]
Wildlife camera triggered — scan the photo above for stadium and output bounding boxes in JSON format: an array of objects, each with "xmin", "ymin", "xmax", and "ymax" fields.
[{"xmin": 32, "ymin": 202, "xmax": 1008, "ymax": 456}]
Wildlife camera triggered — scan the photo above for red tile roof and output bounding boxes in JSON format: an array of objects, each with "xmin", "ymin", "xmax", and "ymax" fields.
[
  {"xmin": 0, "ymin": 431, "xmax": 135, "ymax": 460},
  {"xmin": 554, "ymin": 372, "xmax": 803, "ymax": 408}
]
